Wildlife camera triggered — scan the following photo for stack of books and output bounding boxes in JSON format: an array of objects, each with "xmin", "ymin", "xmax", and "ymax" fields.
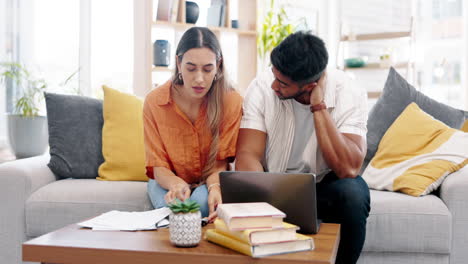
[{"xmin": 205, "ymin": 202, "xmax": 314, "ymax": 257}]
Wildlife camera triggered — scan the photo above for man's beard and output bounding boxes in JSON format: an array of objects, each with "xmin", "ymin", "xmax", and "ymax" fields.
[{"xmin": 277, "ymin": 88, "xmax": 308, "ymax": 100}]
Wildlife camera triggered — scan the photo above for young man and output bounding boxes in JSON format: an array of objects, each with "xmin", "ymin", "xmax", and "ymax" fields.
[{"xmin": 235, "ymin": 31, "xmax": 370, "ymax": 264}]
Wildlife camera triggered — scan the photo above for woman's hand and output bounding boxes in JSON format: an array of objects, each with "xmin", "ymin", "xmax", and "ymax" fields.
[
  {"xmin": 165, "ymin": 182, "xmax": 191, "ymax": 204},
  {"xmin": 207, "ymin": 185, "xmax": 222, "ymax": 222}
]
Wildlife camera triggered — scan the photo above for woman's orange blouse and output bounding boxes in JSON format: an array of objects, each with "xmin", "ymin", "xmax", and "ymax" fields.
[{"xmin": 143, "ymin": 80, "xmax": 243, "ymax": 184}]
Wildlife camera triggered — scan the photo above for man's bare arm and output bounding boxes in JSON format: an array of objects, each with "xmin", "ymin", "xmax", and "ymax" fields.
[
  {"xmin": 313, "ymin": 110, "xmax": 366, "ymax": 179},
  {"xmin": 235, "ymin": 128, "xmax": 267, "ymax": 172}
]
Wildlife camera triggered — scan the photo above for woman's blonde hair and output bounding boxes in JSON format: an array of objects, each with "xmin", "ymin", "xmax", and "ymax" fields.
[{"xmin": 172, "ymin": 27, "xmax": 231, "ymax": 181}]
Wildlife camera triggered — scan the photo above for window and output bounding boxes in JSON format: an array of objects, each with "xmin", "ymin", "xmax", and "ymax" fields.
[
  {"xmin": 2, "ymin": 0, "xmax": 134, "ymax": 146},
  {"xmin": 9, "ymin": 0, "xmax": 134, "ymax": 99},
  {"xmin": 415, "ymin": 0, "xmax": 466, "ymax": 109}
]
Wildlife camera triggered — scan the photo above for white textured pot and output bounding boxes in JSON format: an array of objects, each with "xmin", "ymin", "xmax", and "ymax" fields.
[
  {"xmin": 7, "ymin": 114, "xmax": 48, "ymax": 158},
  {"xmin": 169, "ymin": 211, "xmax": 201, "ymax": 247}
]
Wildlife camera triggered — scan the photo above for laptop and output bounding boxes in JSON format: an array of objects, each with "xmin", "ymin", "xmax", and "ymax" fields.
[{"xmin": 219, "ymin": 171, "xmax": 320, "ymax": 234}]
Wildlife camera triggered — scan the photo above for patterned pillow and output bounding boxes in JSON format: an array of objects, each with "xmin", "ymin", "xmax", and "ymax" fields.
[
  {"xmin": 462, "ymin": 120, "xmax": 468, "ymax": 132},
  {"xmin": 362, "ymin": 103, "xmax": 468, "ymax": 196},
  {"xmin": 363, "ymin": 68, "xmax": 466, "ymax": 172}
]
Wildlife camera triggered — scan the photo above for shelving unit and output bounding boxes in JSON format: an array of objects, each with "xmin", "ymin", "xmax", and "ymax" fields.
[
  {"xmin": 153, "ymin": 20, "xmax": 257, "ymax": 36},
  {"xmin": 343, "ymin": 62, "xmax": 413, "ymax": 71},
  {"xmin": 150, "ymin": 0, "xmax": 257, "ymax": 94},
  {"xmin": 338, "ymin": 20, "xmax": 415, "ymax": 99},
  {"xmin": 340, "ymin": 31, "xmax": 411, "ymax": 41}
]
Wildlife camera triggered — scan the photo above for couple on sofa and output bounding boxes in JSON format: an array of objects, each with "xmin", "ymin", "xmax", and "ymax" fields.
[{"xmin": 143, "ymin": 27, "xmax": 369, "ymax": 264}]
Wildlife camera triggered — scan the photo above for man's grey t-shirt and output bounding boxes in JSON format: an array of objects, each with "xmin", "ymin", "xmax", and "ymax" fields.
[{"xmin": 286, "ymin": 99, "xmax": 315, "ymax": 173}]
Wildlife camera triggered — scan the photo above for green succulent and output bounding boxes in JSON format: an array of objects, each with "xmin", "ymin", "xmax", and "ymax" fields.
[{"xmin": 168, "ymin": 199, "xmax": 200, "ymax": 213}]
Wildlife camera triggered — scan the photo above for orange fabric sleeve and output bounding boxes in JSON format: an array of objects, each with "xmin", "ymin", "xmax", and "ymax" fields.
[
  {"xmin": 217, "ymin": 91, "xmax": 243, "ymax": 162},
  {"xmin": 143, "ymin": 97, "xmax": 171, "ymax": 179}
]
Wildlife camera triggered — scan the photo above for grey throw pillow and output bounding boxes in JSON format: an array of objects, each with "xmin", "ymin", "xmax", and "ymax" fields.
[
  {"xmin": 363, "ymin": 67, "xmax": 466, "ymax": 171},
  {"xmin": 45, "ymin": 93, "xmax": 104, "ymax": 179}
]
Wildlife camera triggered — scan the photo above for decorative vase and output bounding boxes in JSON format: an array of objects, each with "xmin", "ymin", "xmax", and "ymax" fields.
[
  {"xmin": 7, "ymin": 114, "xmax": 48, "ymax": 158},
  {"xmin": 169, "ymin": 211, "xmax": 201, "ymax": 247},
  {"xmin": 185, "ymin": 1, "xmax": 199, "ymax": 24}
]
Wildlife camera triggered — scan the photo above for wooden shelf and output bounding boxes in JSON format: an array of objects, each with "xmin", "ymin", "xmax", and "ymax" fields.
[
  {"xmin": 152, "ymin": 66, "xmax": 173, "ymax": 72},
  {"xmin": 153, "ymin": 20, "xmax": 257, "ymax": 36},
  {"xmin": 344, "ymin": 62, "xmax": 412, "ymax": 70},
  {"xmin": 341, "ymin": 31, "xmax": 411, "ymax": 41},
  {"xmin": 368, "ymin": 91, "xmax": 382, "ymax": 99}
]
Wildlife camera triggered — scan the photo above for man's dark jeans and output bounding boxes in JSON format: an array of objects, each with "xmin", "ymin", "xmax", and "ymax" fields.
[{"xmin": 317, "ymin": 173, "xmax": 371, "ymax": 264}]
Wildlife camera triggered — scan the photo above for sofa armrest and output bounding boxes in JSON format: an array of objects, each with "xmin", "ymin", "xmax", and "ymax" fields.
[
  {"xmin": 440, "ymin": 165, "xmax": 468, "ymax": 264},
  {"xmin": 0, "ymin": 154, "xmax": 57, "ymax": 264}
]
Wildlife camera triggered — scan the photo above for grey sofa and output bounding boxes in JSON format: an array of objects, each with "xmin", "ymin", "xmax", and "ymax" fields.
[{"xmin": 1, "ymin": 154, "xmax": 467, "ymax": 264}]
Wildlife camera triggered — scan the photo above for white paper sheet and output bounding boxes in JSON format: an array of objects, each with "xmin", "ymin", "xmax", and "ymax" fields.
[{"xmin": 78, "ymin": 207, "xmax": 171, "ymax": 231}]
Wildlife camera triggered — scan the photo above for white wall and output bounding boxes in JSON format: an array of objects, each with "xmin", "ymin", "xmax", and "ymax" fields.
[{"xmin": 133, "ymin": 0, "xmax": 152, "ymax": 97}]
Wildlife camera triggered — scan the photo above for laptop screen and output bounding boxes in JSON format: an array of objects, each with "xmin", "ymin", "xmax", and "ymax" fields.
[{"xmin": 219, "ymin": 171, "xmax": 320, "ymax": 234}]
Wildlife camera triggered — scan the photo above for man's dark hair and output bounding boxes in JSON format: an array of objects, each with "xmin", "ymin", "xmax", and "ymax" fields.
[{"xmin": 270, "ymin": 31, "xmax": 328, "ymax": 84}]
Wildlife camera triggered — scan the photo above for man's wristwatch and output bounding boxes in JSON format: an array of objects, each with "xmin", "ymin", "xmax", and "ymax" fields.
[{"xmin": 310, "ymin": 101, "xmax": 327, "ymax": 113}]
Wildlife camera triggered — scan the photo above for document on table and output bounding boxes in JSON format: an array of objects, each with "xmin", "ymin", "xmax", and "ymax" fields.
[{"xmin": 78, "ymin": 207, "xmax": 171, "ymax": 231}]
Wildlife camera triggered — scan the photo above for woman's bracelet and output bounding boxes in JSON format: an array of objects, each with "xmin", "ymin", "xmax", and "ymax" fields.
[{"xmin": 207, "ymin": 183, "xmax": 221, "ymax": 193}]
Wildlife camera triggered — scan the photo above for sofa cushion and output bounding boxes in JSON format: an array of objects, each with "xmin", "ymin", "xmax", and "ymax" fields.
[
  {"xmin": 25, "ymin": 179, "xmax": 153, "ymax": 237},
  {"xmin": 45, "ymin": 93, "xmax": 104, "ymax": 179},
  {"xmin": 363, "ymin": 103, "xmax": 468, "ymax": 196},
  {"xmin": 364, "ymin": 68, "xmax": 466, "ymax": 171},
  {"xmin": 97, "ymin": 86, "xmax": 147, "ymax": 181},
  {"xmin": 363, "ymin": 190, "xmax": 451, "ymax": 254},
  {"xmin": 462, "ymin": 120, "xmax": 468, "ymax": 132}
]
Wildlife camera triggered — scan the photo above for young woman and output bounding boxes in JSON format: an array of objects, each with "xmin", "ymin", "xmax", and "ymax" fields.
[{"xmin": 143, "ymin": 27, "xmax": 242, "ymax": 220}]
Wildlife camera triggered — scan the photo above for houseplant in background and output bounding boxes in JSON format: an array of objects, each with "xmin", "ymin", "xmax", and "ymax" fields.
[
  {"xmin": 168, "ymin": 199, "xmax": 202, "ymax": 247},
  {"xmin": 0, "ymin": 62, "xmax": 48, "ymax": 158},
  {"xmin": 257, "ymin": 0, "xmax": 295, "ymax": 69}
]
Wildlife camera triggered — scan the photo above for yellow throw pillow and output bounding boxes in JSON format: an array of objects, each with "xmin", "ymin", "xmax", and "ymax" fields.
[
  {"xmin": 461, "ymin": 120, "xmax": 468, "ymax": 132},
  {"xmin": 362, "ymin": 103, "xmax": 468, "ymax": 196},
  {"xmin": 98, "ymin": 86, "xmax": 147, "ymax": 181}
]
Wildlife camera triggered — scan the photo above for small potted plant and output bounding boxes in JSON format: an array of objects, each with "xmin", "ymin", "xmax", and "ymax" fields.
[
  {"xmin": 0, "ymin": 62, "xmax": 48, "ymax": 158},
  {"xmin": 168, "ymin": 199, "xmax": 202, "ymax": 247}
]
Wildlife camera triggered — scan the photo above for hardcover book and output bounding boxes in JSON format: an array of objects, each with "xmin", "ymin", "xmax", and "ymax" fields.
[
  {"xmin": 205, "ymin": 229, "xmax": 314, "ymax": 257},
  {"xmin": 214, "ymin": 218, "xmax": 299, "ymax": 245},
  {"xmin": 216, "ymin": 202, "xmax": 286, "ymax": 230}
]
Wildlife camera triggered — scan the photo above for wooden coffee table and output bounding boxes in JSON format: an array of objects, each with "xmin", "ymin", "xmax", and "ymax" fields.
[{"xmin": 23, "ymin": 223, "xmax": 340, "ymax": 264}]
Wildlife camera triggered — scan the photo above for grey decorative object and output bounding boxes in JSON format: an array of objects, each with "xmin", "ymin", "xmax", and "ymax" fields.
[
  {"xmin": 153, "ymin": 40, "xmax": 170, "ymax": 67},
  {"xmin": 7, "ymin": 115, "xmax": 48, "ymax": 158},
  {"xmin": 169, "ymin": 211, "xmax": 201, "ymax": 247},
  {"xmin": 185, "ymin": 1, "xmax": 199, "ymax": 24}
]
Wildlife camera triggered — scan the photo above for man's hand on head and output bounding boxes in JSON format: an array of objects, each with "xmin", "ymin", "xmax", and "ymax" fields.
[{"xmin": 310, "ymin": 71, "xmax": 327, "ymax": 106}]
